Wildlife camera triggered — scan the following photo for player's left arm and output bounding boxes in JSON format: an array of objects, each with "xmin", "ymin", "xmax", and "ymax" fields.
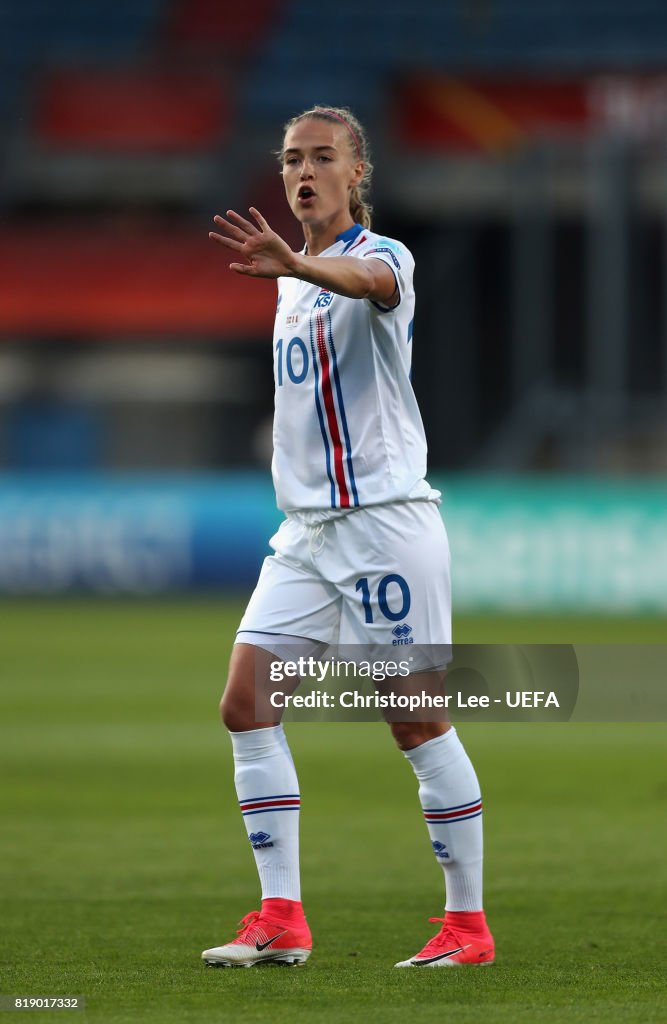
[{"xmin": 209, "ymin": 208, "xmax": 398, "ymax": 307}]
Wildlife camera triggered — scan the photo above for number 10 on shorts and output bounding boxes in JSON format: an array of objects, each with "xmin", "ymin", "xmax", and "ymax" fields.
[{"xmin": 355, "ymin": 574, "xmax": 411, "ymax": 623}]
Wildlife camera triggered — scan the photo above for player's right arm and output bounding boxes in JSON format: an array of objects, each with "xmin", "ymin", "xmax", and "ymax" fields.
[{"xmin": 209, "ymin": 208, "xmax": 398, "ymax": 307}]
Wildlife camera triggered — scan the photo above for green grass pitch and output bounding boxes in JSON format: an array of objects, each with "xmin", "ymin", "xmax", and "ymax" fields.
[{"xmin": 1, "ymin": 600, "xmax": 666, "ymax": 1023}]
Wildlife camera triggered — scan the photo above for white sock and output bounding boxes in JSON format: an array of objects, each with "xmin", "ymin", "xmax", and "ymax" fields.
[
  {"xmin": 229, "ymin": 724, "xmax": 301, "ymax": 902},
  {"xmin": 403, "ymin": 727, "xmax": 484, "ymax": 911}
]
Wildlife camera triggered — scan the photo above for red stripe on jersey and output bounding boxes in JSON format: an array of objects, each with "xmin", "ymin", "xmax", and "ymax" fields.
[
  {"xmin": 316, "ymin": 312, "xmax": 350, "ymax": 508},
  {"xmin": 346, "ymin": 233, "xmax": 367, "ymax": 254}
]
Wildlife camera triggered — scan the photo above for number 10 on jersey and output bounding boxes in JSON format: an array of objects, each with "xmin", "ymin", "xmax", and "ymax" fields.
[{"xmin": 275, "ymin": 337, "xmax": 309, "ymax": 385}]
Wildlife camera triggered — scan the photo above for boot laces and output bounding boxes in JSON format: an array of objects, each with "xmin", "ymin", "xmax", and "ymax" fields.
[
  {"xmin": 419, "ymin": 917, "xmax": 464, "ymax": 958},
  {"xmin": 234, "ymin": 910, "xmax": 262, "ymax": 942}
]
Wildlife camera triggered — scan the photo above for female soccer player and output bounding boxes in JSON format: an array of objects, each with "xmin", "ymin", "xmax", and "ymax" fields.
[{"xmin": 201, "ymin": 106, "xmax": 494, "ymax": 969}]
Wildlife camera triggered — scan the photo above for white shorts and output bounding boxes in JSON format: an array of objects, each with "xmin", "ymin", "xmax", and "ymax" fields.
[{"xmin": 237, "ymin": 500, "xmax": 451, "ymax": 660}]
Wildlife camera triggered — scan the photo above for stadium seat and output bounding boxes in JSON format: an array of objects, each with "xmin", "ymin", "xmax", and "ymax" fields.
[
  {"xmin": 0, "ymin": 227, "xmax": 277, "ymax": 337},
  {"xmin": 164, "ymin": 0, "xmax": 280, "ymax": 59},
  {"xmin": 35, "ymin": 69, "xmax": 229, "ymax": 152}
]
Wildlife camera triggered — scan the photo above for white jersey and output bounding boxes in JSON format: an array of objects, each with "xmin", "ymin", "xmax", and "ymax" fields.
[{"xmin": 271, "ymin": 223, "xmax": 437, "ymax": 513}]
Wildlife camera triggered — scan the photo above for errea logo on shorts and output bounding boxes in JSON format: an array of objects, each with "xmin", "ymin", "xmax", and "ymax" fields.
[
  {"xmin": 314, "ymin": 289, "xmax": 334, "ymax": 308},
  {"xmin": 392, "ymin": 623, "xmax": 414, "ymax": 645}
]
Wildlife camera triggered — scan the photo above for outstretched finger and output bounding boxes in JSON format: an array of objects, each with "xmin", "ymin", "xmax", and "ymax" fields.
[
  {"xmin": 212, "ymin": 214, "xmax": 246, "ymax": 243},
  {"xmin": 226, "ymin": 209, "xmax": 260, "ymax": 235},
  {"xmin": 249, "ymin": 207, "xmax": 270, "ymax": 232},
  {"xmin": 209, "ymin": 231, "xmax": 243, "ymax": 252},
  {"xmin": 230, "ymin": 262, "xmax": 257, "ymax": 276}
]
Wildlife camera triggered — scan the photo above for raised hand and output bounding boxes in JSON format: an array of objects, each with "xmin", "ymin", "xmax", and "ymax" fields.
[{"xmin": 209, "ymin": 207, "xmax": 297, "ymax": 279}]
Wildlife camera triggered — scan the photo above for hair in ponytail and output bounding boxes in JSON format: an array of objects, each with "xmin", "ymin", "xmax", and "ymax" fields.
[{"xmin": 280, "ymin": 105, "xmax": 373, "ymax": 229}]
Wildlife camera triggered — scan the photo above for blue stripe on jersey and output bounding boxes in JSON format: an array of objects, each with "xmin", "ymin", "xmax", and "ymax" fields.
[
  {"xmin": 309, "ymin": 316, "xmax": 336, "ymax": 508},
  {"xmin": 326, "ymin": 310, "xmax": 359, "ymax": 507},
  {"xmin": 337, "ymin": 223, "xmax": 363, "ymax": 252}
]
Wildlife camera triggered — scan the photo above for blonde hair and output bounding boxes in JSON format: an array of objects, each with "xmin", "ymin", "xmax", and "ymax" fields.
[{"xmin": 280, "ymin": 105, "xmax": 373, "ymax": 229}]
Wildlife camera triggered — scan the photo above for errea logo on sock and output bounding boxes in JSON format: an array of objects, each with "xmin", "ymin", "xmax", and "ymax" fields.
[{"xmin": 249, "ymin": 831, "xmax": 274, "ymax": 849}]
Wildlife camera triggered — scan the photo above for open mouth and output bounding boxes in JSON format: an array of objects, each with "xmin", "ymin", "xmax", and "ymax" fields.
[{"xmin": 297, "ymin": 186, "xmax": 316, "ymax": 202}]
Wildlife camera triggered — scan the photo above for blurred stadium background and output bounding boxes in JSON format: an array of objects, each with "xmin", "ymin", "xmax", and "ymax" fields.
[{"xmin": 0, "ymin": 0, "xmax": 666, "ymax": 611}]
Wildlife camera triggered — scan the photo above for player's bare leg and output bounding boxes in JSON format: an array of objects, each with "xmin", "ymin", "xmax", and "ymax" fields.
[
  {"xmin": 202, "ymin": 643, "xmax": 311, "ymax": 967},
  {"xmin": 219, "ymin": 642, "xmax": 285, "ymax": 732}
]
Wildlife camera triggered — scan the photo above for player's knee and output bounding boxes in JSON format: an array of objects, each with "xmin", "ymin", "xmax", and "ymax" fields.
[
  {"xmin": 389, "ymin": 721, "xmax": 420, "ymax": 750},
  {"xmin": 220, "ymin": 643, "xmax": 260, "ymax": 731},
  {"xmin": 389, "ymin": 721, "xmax": 449, "ymax": 751},
  {"xmin": 219, "ymin": 692, "xmax": 254, "ymax": 732}
]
